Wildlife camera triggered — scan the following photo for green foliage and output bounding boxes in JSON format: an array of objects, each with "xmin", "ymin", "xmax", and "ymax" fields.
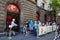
[
  {"xmin": 49, "ymin": 0, "xmax": 60, "ymax": 13},
  {"xmin": 57, "ymin": 0, "xmax": 60, "ymax": 4}
]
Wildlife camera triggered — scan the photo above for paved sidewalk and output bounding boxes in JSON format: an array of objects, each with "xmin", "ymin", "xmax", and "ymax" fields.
[{"xmin": 0, "ymin": 32, "xmax": 60, "ymax": 40}]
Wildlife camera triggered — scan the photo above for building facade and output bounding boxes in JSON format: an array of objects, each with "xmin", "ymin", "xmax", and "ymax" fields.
[
  {"xmin": 0, "ymin": 0, "xmax": 36, "ymax": 32},
  {"xmin": 37, "ymin": 0, "xmax": 56, "ymax": 23}
]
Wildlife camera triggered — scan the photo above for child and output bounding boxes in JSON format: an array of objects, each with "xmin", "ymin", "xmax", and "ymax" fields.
[{"xmin": 22, "ymin": 26, "xmax": 26, "ymax": 35}]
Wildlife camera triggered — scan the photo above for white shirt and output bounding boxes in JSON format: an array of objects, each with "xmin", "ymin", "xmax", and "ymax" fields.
[
  {"xmin": 11, "ymin": 21, "xmax": 17, "ymax": 27},
  {"xmin": 38, "ymin": 22, "xmax": 41, "ymax": 27}
]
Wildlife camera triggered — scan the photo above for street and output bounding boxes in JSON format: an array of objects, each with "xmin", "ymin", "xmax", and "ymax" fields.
[{"xmin": 0, "ymin": 32, "xmax": 60, "ymax": 40}]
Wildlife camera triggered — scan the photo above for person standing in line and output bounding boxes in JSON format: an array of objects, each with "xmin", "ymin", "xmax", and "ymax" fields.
[
  {"xmin": 29, "ymin": 20, "xmax": 34, "ymax": 33},
  {"xmin": 46, "ymin": 22, "xmax": 49, "ymax": 26},
  {"xmin": 37, "ymin": 20, "xmax": 41, "ymax": 38},
  {"xmin": 22, "ymin": 25, "xmax": 27, "ymax": 35},
  {"xmin": 33, "ymin": 21, "xmax": 38, "ymax": 36},
  {"xmin": 25, "ymin": 21, "xmax": 30, "ymax": 35},
  {"xmin": 38, "ymin": 21, "xmax": 41, "ymax": 27}
]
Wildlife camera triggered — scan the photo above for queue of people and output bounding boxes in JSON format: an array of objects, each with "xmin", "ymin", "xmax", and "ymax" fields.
[
  {"xmin": 9, "ymin": 18, "xmax": 60, "ymax": 39},
  {"xmin": 22, "ymin": 20, "xmax": 42, "ymax": 37},
  {"xmin": 22, "ymin": 20, "xmax": 60, "ymax": 37},
  {"xmin": 21, "ymin": 19, "xmax": 60, "ymax": 40}
]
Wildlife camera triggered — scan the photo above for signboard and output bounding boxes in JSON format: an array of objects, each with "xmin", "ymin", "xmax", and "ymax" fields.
[
  {"xmin": 38, "ymin": 25, "xmax": 56, "ymax": 36},
  {"xmin": 38, "ymin": 26, "xmax": 46, "ymax": 35},
  {"xmin": 7, "ymin": 4, "xmax": 19, "ymax": 13},
  {"xmin": 52, "ymin": 25, "xmax": 56, "ymax": 31}
]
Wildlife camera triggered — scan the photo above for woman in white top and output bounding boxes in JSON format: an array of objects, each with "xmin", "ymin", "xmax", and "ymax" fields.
[
  {"xmin": 37, "ymin": 21, "xmax": 41, "ymax": 37},
  {"xmin": 38, "ymin": 21, "xmax": 41, "ymax": 27},
  {"xmin": 11, "ymin": 18, "xmax": 17, "ymax": 27},
  {"xmin": 11, "ymin": 18, "xmax": 18, "ymax": 35}
]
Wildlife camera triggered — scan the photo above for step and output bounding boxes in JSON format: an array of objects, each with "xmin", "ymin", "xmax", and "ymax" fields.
[
  {"xmin": 0, "ymin": 29, "xmax": 5, "ymax": 32},
  {"xmin": 0, "ymin": 32, "xmax": 7, "ymax": 37},
  {"xmin": 0, "ymin": 23, "xmax": 5, "ymax": 25},
  {"xmin": 0, "ymin": 25, "xmax": 5, "ymax": 27},
  {"xmin": 0, "ymin": 25, "xmax": 6, "ymax": 32}
]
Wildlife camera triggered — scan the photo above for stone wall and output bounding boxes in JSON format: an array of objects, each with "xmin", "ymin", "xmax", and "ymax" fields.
[
  {"xmin": 0, "ymin": 0, "xmax": 8, "ymax": 32},
  {"xmin": 0, "ymin": 0, "xmax": 36, "ymax": 32},
  {"xmin": 19, "ymin": 0, "xmax": 36, "ymax": 27},
  {"xmin": 37, "ymin": 7, "xmax": 50, "ymax": 23}
]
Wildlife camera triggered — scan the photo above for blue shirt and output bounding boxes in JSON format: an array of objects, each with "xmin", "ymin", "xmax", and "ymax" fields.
[
  {"xmin": 29, "ymin": 21, "xmax": 34, "ymax": 30},
  {"xmin": 33, "ymin": 23, "xmax": 38, "ymax": 29}
]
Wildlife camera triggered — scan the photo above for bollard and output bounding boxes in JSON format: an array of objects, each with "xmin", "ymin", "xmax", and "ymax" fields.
[{"xmin": 8, "ymin": 25, "xmax": 12, "ymax": 40}]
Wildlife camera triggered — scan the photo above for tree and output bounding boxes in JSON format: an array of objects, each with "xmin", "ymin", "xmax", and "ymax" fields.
[{"xmin": 49, "ymin": 0, "xmax": 60, "ymax": 14}]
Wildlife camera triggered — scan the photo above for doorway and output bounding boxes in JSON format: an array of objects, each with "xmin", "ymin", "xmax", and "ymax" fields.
[
  {"xmin": 6, "ymin": 12, "xmax": 20, "ymax": 32},
  {"xmin": 36, "ymin": 11, "xmax": 40, "ymax": 21},
  {"xmin": 6, "ymin": 3, "xmax": 20, "ymax": 32}
]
